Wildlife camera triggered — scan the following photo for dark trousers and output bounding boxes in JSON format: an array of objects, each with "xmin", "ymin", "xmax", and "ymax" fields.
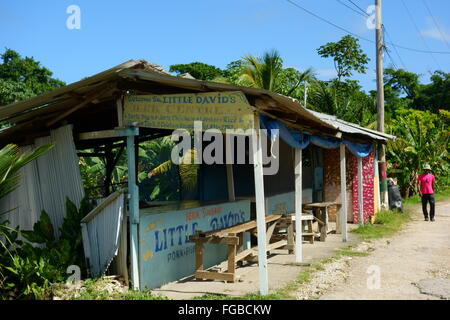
[{"xmin": 421, "ymin": 194, "xmax": 435, "ymax": 219}]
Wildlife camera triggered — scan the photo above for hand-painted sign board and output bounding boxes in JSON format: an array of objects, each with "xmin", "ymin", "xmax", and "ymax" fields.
[
  {"xmin": 266, "ymin": 190, "xmax": 313, "ymax": 215},
  {"xmin": 139, "ymin": 200, "xmax": 251, "ymax": 289},
  {"xmin": 123, "ymin": 91, "xmax": 255, "ymax": 132}
]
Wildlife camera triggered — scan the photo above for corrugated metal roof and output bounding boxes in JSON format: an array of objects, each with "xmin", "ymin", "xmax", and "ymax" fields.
[
  {"xmin": 307, "ymin": 110, "xmax": 396, "ymax": 141},
  {"xmin": 0, "ymin": 59, "xmax": 395, "ymax": 143}
]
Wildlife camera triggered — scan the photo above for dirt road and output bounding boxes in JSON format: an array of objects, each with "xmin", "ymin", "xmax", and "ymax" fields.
[{"xmin": 318, "ymin": 200, "xmax": 450, "ymax": 300}]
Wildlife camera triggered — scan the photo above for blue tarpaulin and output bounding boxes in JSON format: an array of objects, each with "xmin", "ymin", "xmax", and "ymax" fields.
[{"xmin": 260, "ymin": 114, "xmax": 373, "ymax": 158}]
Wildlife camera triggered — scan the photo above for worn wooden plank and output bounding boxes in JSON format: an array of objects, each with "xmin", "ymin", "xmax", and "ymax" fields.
[
  {"xmin": 116, "ymin": 97, "xmax": 123, "ymax": 127},
  {"xmin": 265, "ymin": 240, "xmax": 287, "ymax": 251},
  {"xmin": 189, "ymin": 235, "xmax": 239, "ymax": 245},
  {"xmin": 195, "ymin": 271, "xmax": 235, "ymax": 282},
  {"xmin": 227, "ymin": 242, "xmax": 236, "ymax": 274},
  {"xmin": 46, "ymin": 86, "xmax": 112, "ymax": 127},
  {"xmin": 201, "ymin": 214, "xmax": 281, "ymax": 238},
  {"xmin": 226, "ymin": 163, "xmax": 235, "ymax": 201},
  {"xmin": 195, "ymin": 242, "xmax": 204, "ymax": 272},
  {"xmin": 266, "ymin": 221, "xmax": 278, "ymax": 246}
]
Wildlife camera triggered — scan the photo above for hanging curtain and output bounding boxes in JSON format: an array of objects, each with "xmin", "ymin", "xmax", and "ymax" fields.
[
  {"xmin": 260, "ymin": 114, "xmax": 310, "ymax": 149},
  {"xmin": 259, "ymin": 115, "xmax": 373, "ymax": 158}
]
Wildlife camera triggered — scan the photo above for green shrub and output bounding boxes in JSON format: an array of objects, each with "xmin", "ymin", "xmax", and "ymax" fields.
[{"xmin": 0, "ymin": 198, "xmax": 94, "ymax": 299}]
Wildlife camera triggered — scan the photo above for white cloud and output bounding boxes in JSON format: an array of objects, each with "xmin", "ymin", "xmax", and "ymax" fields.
[{"xmin": 420, "ymin": 17, "xmax": 450, "ymax": 42}]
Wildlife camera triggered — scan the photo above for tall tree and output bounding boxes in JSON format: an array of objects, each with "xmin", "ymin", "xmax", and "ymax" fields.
[
  {"xmin": 317, "ymin": 35, "xmax": 370, "ymax": 82},
  {"xmin": 238, "ymin": 50, "xmax": 315, "ymax": 97},
  {"xmin": 0, "ymin": 49, "xmax": 65, "ymax": 106}
]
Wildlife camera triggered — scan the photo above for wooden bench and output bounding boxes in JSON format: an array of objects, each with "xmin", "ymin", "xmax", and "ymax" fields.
[
  {"xmin": 189, "ymin": 214, "xmax": 290, "ymax": 283},
  {"xmin": 288, "ymin": 214, "xmax": 317, "ymax": 244},
  {"xmin": 303, "ymin": 202, "xmax": 341, "ymax": 241}
]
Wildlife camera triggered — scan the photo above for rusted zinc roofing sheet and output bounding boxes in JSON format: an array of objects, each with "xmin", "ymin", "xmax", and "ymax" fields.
[
  {"xmin": 307, "ymin": 110, "xmax": 396, "ymax": 142},
  {"xmin": 0, "ymin": 59, "xmax": 394, "ymax": 143}
]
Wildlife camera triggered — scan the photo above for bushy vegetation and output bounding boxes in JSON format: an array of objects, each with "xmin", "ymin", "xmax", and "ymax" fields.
[{"xmin": 0, "ymin": 197, "xmax": 94, "ymax": 299}]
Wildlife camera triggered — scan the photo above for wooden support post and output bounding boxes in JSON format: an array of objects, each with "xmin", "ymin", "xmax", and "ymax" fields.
[
  {"xmin": 126, "ymin": 127, "xmax": 140, "ymax": 290},
  {"xmin": 340, "ymin": 143, "xmax": 348, "ymax": 242},
  {"xmin": 252, "ymin": 115, "xmax": 269, "ymax": 296},
  {"xmin": 287, "ymin": 218, "xmax": 294, "ymax": 254},
  {"xmin": 226, "ymin": 164, "xmax": 235, "ymax": 202},
  {"xmin": 294, "ymin": 148, "xmax": 303, "ymax": 263},
  {"xmin": 195, "ymin": 241, "xmax": 204, "ymax": 276},
  {"xmin": 117, "ymin": 97, "xmax": 124, "ymax": 127},
  {"xmin": 227, "ymin": 233, "xmax": 237, "ymax": 281},
  {"xmin": 358, "ymin": 156, "xmax": 364, "ymax": 226}
]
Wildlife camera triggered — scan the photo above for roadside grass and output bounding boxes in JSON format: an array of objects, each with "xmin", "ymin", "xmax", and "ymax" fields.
[
  {"xmin": 192, "ymin": 258, "xmax": 340, "ymax": 300},
  {"xmin": 351, "ymin": 208, "xmax": 412, "ymax": 241},
  {"xmin": 403, "ymin": 186, "xmax": 450, "ymax": 206},
  {"xmin": 46, "ymin": 196, "xmax": 444, "ymax": 301}
]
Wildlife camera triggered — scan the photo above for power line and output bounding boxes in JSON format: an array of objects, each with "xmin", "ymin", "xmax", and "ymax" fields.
[
  {"xmin": 335, "ymin": 0, "xmax": 367, "ymax": 19},
  {"xmin": 285, "ymin": 0, "xmax": 374, "ymax": 43},
  {"xmin": 400, "ymin": 0, "xmax": 442, "ymax": 70},
  {"xmin": 284, "ymin": 0, "xmax": 450, "ymax": 55},
  {"xmin": 382, "ymin": 25, "xmax": 407, "ymax": 69},
  {"xmin": 347, "ymin": 0, "xmax": 369, "ymax": 17},
  {"xmin": 421, "ymin": 0, "xmax": 450, "ymax": 51}
]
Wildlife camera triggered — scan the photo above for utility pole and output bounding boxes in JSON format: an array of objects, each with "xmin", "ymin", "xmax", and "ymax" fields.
[{"xmin": 376, "ymin": 0, "xmax": 388, "ymax": 209}]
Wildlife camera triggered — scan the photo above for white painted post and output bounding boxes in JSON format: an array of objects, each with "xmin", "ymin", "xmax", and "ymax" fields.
[
  {"xmin": 375, "ymin": 146, "xmax": 381, "ymax": 213},
  {"xmin": 358, "ymin": 156, "xmax": 364, "ymax": 226},
  {"xmin": 226, "ymin": 164, "xmax": 235, "ymax": 202},
  {"xmin": 294, "ymin": 147, "xmax": 303, "ymax": 263},
  {"xmin": 252, "ymin": 115, "xmax": 269, "ymax": 295},
  {"xmin": 126, "ymin": 128, "xmax": 140, "ymax": 290},
  {"xmin": 340, "ymin": 143, "xmax": 348, "ymax": 242}
]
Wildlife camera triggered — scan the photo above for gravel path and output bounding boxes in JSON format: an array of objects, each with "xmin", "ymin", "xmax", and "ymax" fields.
[{"xmin": 314, "ymin": 200, "xmax": 450, "ymax": 300}]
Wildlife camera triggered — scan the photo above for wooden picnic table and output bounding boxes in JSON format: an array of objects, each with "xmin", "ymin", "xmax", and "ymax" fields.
[
  {"xmin": 303, "ymin": 202, "xmax": 341, "ymax": 241},
  {"xmin": 189, "ymin": 214, "xmax": 293, "ymax": 283}
]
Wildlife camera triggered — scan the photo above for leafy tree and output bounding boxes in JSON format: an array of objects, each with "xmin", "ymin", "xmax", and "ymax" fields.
[
  {"xmin": 414, "ymin": 71, "xmax": 450, "ymax": 113},
  {"xmin": 222, "ymin": 60, "xmax": 245, "ymax": 85},
  {"xmin": 0, "ymin": 49, "xmax": 65, "ymax": 106},
  {"xmin": 317, "ymin": 35, "xmax": 370, "ymax": 82},
  {"xmin": 387, "ymin": 112, "xmax": 449, "ymax": 197},
  {"xmin": 169, "ymin": 62, "xmax": 223, "ymax": 81},
  {"xmin": 307, "ymin": 79, "xmax": 376, "ymax": 127}
]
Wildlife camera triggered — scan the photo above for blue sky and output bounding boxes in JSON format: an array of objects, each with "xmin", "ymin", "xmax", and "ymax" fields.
[{"xmin": 1, "ymin": 0, "xmax": 449, "ymax": 92}]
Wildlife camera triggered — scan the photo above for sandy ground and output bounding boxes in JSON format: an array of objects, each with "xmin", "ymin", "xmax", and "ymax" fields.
[
  {"xmin": 152, "ymin": 200, "xmax": 450, "ymax": 300},
  {"xmin": 152, "ymin": 223, "xmax": 360, "ymax": 299},
  {"xmin": 318, "ymin": 200, "xmax": 450, "ymax": 300}
]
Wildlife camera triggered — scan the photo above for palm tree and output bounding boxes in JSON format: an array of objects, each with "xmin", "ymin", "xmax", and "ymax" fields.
[
  {"xmin": 239, "ymin": 50, "xmax": 316, "ymax": 97},
  {"xmin": 240, "ymin": 50, "xmax": 284, "ymax": 92}
]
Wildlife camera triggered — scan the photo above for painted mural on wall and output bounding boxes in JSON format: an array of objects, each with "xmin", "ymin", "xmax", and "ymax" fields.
[
  {"xmin": 139, "ymin": 200, "xmax": 250, "ymax": 289},
  {"xmin": 266, "ymin": 190, "xmax": 313, "ymax": 215},
  {"xmin": 351, "ymin": 149, "xmax": 375, "ymax": 224}
]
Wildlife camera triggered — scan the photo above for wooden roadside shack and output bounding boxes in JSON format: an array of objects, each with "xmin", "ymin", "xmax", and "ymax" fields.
[{"xmin": 0, "ymin": 60, "xmax": 395, "ymax": 294}]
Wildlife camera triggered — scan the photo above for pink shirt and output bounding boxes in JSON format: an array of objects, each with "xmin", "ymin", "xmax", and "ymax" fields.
[{"xmin": 418, "ymin": 173, "xmax": 435, "ymax": 194}]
